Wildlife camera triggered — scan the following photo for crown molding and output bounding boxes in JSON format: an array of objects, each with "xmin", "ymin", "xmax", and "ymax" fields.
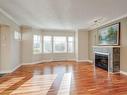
[
  {"xmin": 89, "ymin": 14, "xmax": 127, "ymax": 31},
  {"xmin": 0, "ymin": 8, "xmax": 19, "ymax": 25}
]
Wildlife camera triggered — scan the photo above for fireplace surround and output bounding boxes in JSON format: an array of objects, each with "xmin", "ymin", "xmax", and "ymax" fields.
[{"xmin": 93, "ymin": 46, "xmax": 120, "ymax": 73}]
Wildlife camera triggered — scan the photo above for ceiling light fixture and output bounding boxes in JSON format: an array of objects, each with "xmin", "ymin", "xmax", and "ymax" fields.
[{"xmin": 93, "ymin": 18, "xmax": 104, "ymax": 26}]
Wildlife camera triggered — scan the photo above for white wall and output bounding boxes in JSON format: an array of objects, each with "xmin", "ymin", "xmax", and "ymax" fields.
[
  {"xmin": 88, "ymin": 29, "xmax": 97, "ymax": 60},
  {"xmin": 21, "ymin": 26, "xmax": 33, "ymax": 63},
  {"xmin": 0, "ymin": 25, "xmax": 11, "ymax": 73},
  {"xmin": 76, "ymin": 29, "xmax": 89, "ymax": 61},
  {"xmin": 0, "ymin": 11, "xmax": 21, "ymax": 73}
]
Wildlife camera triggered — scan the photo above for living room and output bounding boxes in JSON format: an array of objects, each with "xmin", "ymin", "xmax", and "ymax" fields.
[{"xmin": 0, "ymin": 0, "xmax": 127, "ymax": 95}]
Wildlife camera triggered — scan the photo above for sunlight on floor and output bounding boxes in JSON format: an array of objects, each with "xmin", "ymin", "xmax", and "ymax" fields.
[{"xmin": 0, "ymin": 77, "xmax": 25, "ymax": 93}]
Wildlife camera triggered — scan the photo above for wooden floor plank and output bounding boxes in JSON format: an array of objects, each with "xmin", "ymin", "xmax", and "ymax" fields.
[
  {"xmin": 0, "ymin": 77, "xmax": 24, "ymax": 93},
  {"xmin": 57, "ymin": 73, "xmax": 72, "ymax": 95},
  {"xmin": 0, "ymin": 61, "xmax": 127, "ymax": 95},
  {"xmin": 10, "ymin": 74, "xmax": 57, "ymax": 95}
]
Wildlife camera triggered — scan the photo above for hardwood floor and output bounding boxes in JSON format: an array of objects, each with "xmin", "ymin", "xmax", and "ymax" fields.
[{"xmin": 0, "ymin": 61, "xmax": 127, "ymax": 95}]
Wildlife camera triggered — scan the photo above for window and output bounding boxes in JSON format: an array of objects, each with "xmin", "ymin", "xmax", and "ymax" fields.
[
  {"xmin": 68, "ymin": 36, "xmax": 74, "ymax": 53},
  {"xmin": 53, "ymin": 36, "xmax": 67, "ymax": 53},
  {"xmin": 14, "ymin": 31, "xmax": 21, "ymax": 40},
  {"xmin": 43, "ymin": 36, "xmax": 52, "ymax": 53},
  {"xmin": 33, "ymin": 35, "xmax": 42, "ymax": 54},
  {"xmin": 43, "ymin": 36, "xmax": 75, "ymax": 53}
]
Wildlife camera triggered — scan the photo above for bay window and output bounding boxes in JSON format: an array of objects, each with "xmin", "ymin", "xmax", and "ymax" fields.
[
  {"xmin": 43, "ymin": 36, "xmax": 74, "ymax": 53},
  {"xmin": 68, "ymin": 36, "xmax": 74, "ymax": 53},
  {"xmin": 33, "ymin": 35, "xmax": 42, "ymax": 54},
  {"xmin": 43, "ymin": 36, "xmax": 52, "ymax": 53},
  {"xmin": 53, "ymin": 36, "xmax": 67, "ymax": 53}
]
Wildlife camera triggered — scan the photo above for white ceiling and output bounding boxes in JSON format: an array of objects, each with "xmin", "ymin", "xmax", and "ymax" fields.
[{"xmin": 0, "ymin": 0, "xmax": 127, "ymax": 30}]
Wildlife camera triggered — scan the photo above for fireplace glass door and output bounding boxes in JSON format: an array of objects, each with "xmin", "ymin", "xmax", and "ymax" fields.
[{"xmin": 95, "ymin": 53, "xmax": 108, "ymax": 71}]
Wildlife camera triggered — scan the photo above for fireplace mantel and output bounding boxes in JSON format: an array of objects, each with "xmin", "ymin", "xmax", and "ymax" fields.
[{"xmin": 93, "ymin": 46, "xmax": 120, "ymax": 73}]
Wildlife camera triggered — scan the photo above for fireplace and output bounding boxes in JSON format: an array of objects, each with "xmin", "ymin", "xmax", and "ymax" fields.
[
  {"xmin": 95, "ymin": 52, "xmax": 109, "ymax": 71},
  {"xmin": 93, "ymin": 46, "xmax": 120, "ymax": 73}
]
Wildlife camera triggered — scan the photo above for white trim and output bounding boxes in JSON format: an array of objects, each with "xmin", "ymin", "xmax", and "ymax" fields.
[
  {"xmin": 120, "ymin": 71, "xmax": 127, "ymax": 75},
  {"xmin": 41, "ymin": 60, "xmax": 53, "ymax": 62},
  {"xmin": 0, "ymin": 8, "xmax": 19, "ymax": 25},
  {"xmin": 76, "ymin": 60, "xmax": 93, "ymax": 63},
  {"xmin": 66, "ymin": 59, "xmax": 76, "ymax": 61},
  {"xmin": 22, "ymin": 59, "xmax": 67, "ymax": 65},
  {"xmin": 76, "ymin": 60, "xmax": 86, "ymax": 62},
  {"xmin": 52, "ymin": 59, "xmax": 76, "ymax": 62},
  {"xmin": 93, "ymin": 46, "xmax": 120, "ymax": 48},
  {"xmin": 22, "ymin": 59, "xmax": 93, "ymax": 65},
  {"xmin": 90, "ymin": 14, "xmax": 127, "ymax": 30},
  {"xmin": 22, "ymin": 62, "xmax": 38, "ymax": 65},
  {"xmin": 0, "ymin": 64, "xmax": 21, "ymax": 74},
  {"xmin": 22, "ymin": 60, "xmax": 49, "ymax": 65},
  {"xmin": 86, "ymin": 60, "xmax": 93, "ymax": 63}
]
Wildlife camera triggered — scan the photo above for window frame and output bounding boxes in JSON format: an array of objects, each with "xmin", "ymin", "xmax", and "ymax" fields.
[
  {"xmin": 53, "ymin": 36, "xmax": 67, "ymax": 53},
  {"xmin": 14, "ymin": 31, "xmax": 21, "ymax": 40},
  {"xmin": 43, "ymin": 35, "xmax": 75, "ymax": 54},
  {"xmin": 43, "ymin": 36, "xmax": 53, "ymax": 54},
  {"xmin": 67, "ymin": 36, "xmax": 75, "ymax": 53},
  {"xmin": 33, "ymin": 35, "xmax": 42, "ymax": 54}
]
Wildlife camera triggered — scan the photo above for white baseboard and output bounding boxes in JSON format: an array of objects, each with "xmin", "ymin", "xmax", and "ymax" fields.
[
  {"xmin": 51, "ymin": 59, "xmax": 76, "ymax": 62},
  {"xmin": 76, "ymin": 60, "xmax": 93, "ymax": 63},
  {"xmin": 120, "ymin": 71, "xmax": 127, "ymax": 75},
  {"xmin": 22, "ymin": 62, "xmax": 37, "ymax": 65},
  {"xmin": 22, "ymin": 60, "xmax": 46, "ymax": 65},
  {"xmin": 22, "ymin": 59, "xmax": 93, "ymax": 65},
  {"xmin": 85, "ymin": 60, "xmax": 93, "ymax": 63},
  {"xmin": 0, "ymin": 64, "xmax": 21, "ymax": 74},
  {"xmin": 22, "ymin": 59, "xmax": 77, "ymax": 65}
]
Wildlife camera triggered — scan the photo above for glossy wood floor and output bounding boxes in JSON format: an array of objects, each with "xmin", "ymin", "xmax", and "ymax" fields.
[{"xmin": 0, "ymin": 61, "xmax": 127, "ymax": 95}]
